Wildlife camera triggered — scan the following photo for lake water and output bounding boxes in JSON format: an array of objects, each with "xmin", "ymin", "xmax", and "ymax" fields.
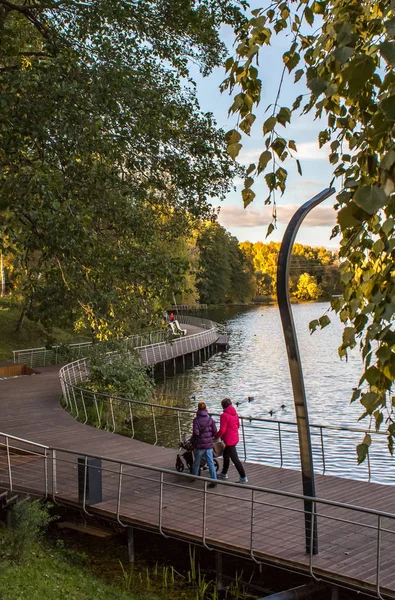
[{"xmin": 154, "ymin": 303, "xmax": 395, "ymax": 484}]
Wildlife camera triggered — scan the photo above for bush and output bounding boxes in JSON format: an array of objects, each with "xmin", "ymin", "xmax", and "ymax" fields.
[
  {"xmin": 6, "ymin": 498, "xmax": 55, "ymax": 563},
  {"xmin": 87, "ymin": 341, "xmax": 154, "ymax": 401}
]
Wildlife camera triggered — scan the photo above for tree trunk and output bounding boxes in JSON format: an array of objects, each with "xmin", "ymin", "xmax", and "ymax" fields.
[{"xmin": 15, "ymin": 302, "xmax": 28, "ymax": 334}]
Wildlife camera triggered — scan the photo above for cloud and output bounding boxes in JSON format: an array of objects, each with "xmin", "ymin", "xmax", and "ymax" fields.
[
  {"xmin": 237, "ymin": 141, "xmax": 329, "ymax": 166},
  {"xmin": 295, "ymin": 142, "xmax": 329, "ymax": 161},
  {"xmin": 218, "ymin": 204, "xmax": 337, "ymax": 228}
]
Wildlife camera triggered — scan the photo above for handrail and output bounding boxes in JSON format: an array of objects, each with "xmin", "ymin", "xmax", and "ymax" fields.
[
  {"xmin": 0, "ymin": 429, "xmax": 393, "ymax": 598},
  {"xmin": 13, "ymin": 316, "xmax": 217, "ymax": 367},
  {"xmin": 0, "ymin": 430, "xmax": 393, "ymax": 517},
  {"xmin": 59, "ymin": 356, "xmax": 395, "ymax": 483}
]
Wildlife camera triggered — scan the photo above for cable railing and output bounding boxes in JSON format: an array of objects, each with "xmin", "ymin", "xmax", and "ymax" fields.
[
  {"xmin": 59, "ymin": 357, "xmax": 395, "ymax": 485},
  {"xmin": 0, "ymin": 430, "xmax": 394, "ymax": 599}
]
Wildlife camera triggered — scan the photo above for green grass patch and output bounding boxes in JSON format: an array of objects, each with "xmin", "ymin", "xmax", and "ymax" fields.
[{"xmin": 0, "ymin": 296, "xmax": 90, "ymax": 364}]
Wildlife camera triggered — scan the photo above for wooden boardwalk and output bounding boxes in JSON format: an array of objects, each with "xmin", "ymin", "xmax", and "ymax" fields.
[{"xmin": 1, "ymin": 366, "xmax": 395, "ymax": 598}]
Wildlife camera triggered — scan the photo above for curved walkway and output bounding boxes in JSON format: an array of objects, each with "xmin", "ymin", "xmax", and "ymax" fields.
[{"xmin": 1, "ymin": 368, "xmax": 395, "ymax": 597}]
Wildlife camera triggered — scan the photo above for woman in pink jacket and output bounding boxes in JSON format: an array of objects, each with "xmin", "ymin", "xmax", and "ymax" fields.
[{"xmin": 215, "ymin": 398, "xmax": 248, "ymax": 483}]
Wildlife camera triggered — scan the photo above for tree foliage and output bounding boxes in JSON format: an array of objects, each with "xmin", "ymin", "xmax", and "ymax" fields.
[
  {"xmin": 196, "ymin": 221, "xmax": 255, "ymax": 304},
  {"xmin": 239, "ymin": 241, "xmax": 339, "ymax": 299},
  {"xmin": 223, "ymin": 0, "xmax": 395, "ymax": 451},
  {"xmin": 0, "ymin": 0, "xmax": 244, "ymax": 337}
]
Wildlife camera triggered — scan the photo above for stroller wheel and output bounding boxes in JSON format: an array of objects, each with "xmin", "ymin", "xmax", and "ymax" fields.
[
  {"xmin": 214, "ymin": 459, "xmax": 219, "ymax": 472},
  {"xmin": 176, "ymin": 456, "xmax": 184, "ymax": 472}
]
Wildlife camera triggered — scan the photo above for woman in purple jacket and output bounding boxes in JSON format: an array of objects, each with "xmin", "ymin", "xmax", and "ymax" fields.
[{"xmin": 191, "ymin": 402, "xmax": 217, "ymax": 488}]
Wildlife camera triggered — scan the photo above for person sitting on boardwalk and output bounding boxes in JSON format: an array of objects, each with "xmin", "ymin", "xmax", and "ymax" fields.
[
  {"xmin": 215, "ymin": 398, "xmax": 248, "ymax": 483},
  {"xmin": 191, "ymin": 402, "xmax": 217, "ymax": 488}
]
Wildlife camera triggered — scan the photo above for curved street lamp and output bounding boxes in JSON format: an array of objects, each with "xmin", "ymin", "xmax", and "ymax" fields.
[{"xmin": 276, "ymin": 187, "xmax": 336, "ymax": 554}]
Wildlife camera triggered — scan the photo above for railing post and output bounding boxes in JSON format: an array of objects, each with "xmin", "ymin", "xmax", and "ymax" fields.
[
  {"xmin": 6, "ymin": 436, "xmax": 12, "ymax": 491},
  {"xmin": 320, "ymin": 427, "xmax": 326, "ymax": 474},
  {"xmin": 276, "ymin": 188, "xmax": 335, "ymax": 555},
  {"xmin": 52, "ymin": 449, "xmax": 58, "ymax": 497},
  {"xmin": 241, "ymin": 418, "xmax": 247, "ymax": 461},
  {"xmin": 376, "ymin": 515, "xmax": 383, "ymax": 600},
  {"xmin": 44, "ymin": 448, "xmax": 48, "ymax": 499},
  {"xmin": 278, "ymin": 422, "xmax": 284, "ymax": 467}
]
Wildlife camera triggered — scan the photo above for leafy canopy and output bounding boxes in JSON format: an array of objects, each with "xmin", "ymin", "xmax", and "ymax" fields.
[
  {"xmin": 222, "ymin": 0, "xmax": 395, "ymax": 455},
  {"xmin": 0, "ymin": 0, "xmax": 245, "ymax": 337}
]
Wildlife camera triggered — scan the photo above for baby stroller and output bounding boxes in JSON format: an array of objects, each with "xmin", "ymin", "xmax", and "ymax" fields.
[{"xmin": 175, "ymin": 435, "xmax": 220, "ymax": 475}]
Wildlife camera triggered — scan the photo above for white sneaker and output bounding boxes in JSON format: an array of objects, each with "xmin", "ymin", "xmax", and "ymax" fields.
[
  {"xmin": 218, "ymin": 473, "xmax": 228, "ymax": 480},
  {"xmin": 238, "ymin": 477, "xmax": 248, "ymax": 483}
]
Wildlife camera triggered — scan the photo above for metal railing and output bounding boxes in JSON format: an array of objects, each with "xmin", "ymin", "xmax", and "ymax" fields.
[
  {"xmin": 12, "ymin": 342, "xmax": 93, "ymax": 368},
  {"xmin": 171, "ymin": 304, "xmax": 208, "ymax": 310},
  {"xmin": 59, "ymin": 357, "xmax": 395, "ymax": 485},
  {"xmin": 0, "ymin": 430, "xmax": 394, "ymax": 599},
  {"xmin": 12, "ymin": 325, "xmax": 190, "ymax": 368}
]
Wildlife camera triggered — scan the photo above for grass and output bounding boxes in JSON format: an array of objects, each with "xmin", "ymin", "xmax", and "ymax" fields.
[
  {"xmin": 0, "ymin": 531, "xmax": 160, "ymax": 600},
  {"xmin": 0, "ymin": 296, "xmax": 90, "ymax": 364}
]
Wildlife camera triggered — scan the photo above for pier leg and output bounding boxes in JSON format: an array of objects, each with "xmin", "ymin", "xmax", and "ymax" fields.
[
  {"xmin": 330, "ymin": 586, "xmax": 339, "ymax": 600},
  {"xmin": 182, "ymin": 355, "xmax": 185, "ymax": 372},
  {"xmin": 127, "ymin": 527, "xmax": 135, "ymax": 563},
  {"xmin": 173, "ymin": 359, "xmax": 176, "ymax": 375},
  {"xmin": 215, "ymin": 551, "xmax": 225, "ymax": 600},
  {"xmin": 163, "ymin": 362, "xmax": 166, "ymax": 381},
  {"xmin": 192, "ymin": 352, "xmax": 194, "ymax": 367}
]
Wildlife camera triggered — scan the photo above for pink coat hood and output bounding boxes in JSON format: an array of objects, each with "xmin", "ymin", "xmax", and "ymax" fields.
[{"xmin": 217, "ymin": 405, "xmax": 240, "ymax": 446}]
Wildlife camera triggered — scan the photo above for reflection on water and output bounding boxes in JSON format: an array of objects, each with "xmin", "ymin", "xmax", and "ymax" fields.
[{"xmin": 154, "ymin": 303, "xmax": 395, "ymax": 484}]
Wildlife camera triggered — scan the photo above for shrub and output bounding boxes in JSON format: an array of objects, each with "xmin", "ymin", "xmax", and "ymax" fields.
[{"xmin": 6, "ymin": 498, "xmax": 55, "ymax": 563}]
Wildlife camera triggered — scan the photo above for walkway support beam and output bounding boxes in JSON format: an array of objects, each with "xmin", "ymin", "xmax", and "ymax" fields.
[
  {"xmin": 259, "ymin": 582, "xmax": 326, "ymax": 600},
  {"xmin": 276, "ymin": 187, "xmax": 336, "ymax": 555}
]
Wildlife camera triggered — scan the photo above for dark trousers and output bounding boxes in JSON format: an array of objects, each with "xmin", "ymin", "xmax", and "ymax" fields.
[{"xmin": 222, "ymin": 445, "xmax": 246, "ymax": 478}]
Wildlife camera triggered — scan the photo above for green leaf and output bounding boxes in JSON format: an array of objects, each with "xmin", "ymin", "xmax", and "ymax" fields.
[
  {"xmin": 246, "ymin": 163, "xmax": 255, "ymax": 176},
  {"xmin": 242, "ymin": 188, "xmax": 255, "ymax": 208},
  {"xmin": 296, "ymin": 159, "xmax": 302, "ymax": 176},
  {"xmin": 225, "ymin": 57, "xmax": 234, "ymax": 72},
  {"xmin": 304, "ymin": 6, "xmax": 314, "ymax": 26},
  {"xmin": 361, "ymin": 393, "xmax": 379, "ymax": 414},
  {"xmin": 319, "ymin": 315, "xmax": 331, "ymax": 328},
  {"xmin": 244, "ymin": 176, "xmax": 254, "ymax": 189},
  {"xmin": 337, "ymin": 202, "xmax": 362, "ymax": 229},
  {"xmin": 342, "ymin": 55, "xmax": 376, "ymax": 95},
  {"xmin": 309, "ymin": 319, "xmax": 319, "ymax": 333},
  {"xmin": 354, "ymin": 186, "xmax": 387, "ymax": 215},
  {"xmin": 351, "ymin": 388, "xmax": 361, "ymax": 402},
  {"xmin": 257, "ymin": 150, "xmax": 272, "ymax": 174},
  {"xmin": 225, "ymin": 129, "xmax": 242, "ymax": 145},
  {"xmin": 263, "ymin": 116, "xmax": 276, "ymax": 134},
  {"xmin": 333, "ymin": 46, "xmax": 354, "ymax": 64},
  {"xmin": 227, "ymin": 143, "xmax": 242, "ymax": 160},
  {"xmin": 271, "ymin": 137, "xmax": 287, "ymax": 157},
  {"xmin": 356, "ymin": 442, "xmax": 369, "ymax": 464},
  {"xmin": 288, "ymin": 140, "xmax": 297, "ymax": 151},
  {"xmin": 380, "ymin": 96, "xmax": 395, "ymax": 122},
  {"xmin": 307, "ymin": 77, "xmax": 328, "ymax": 96},
  {"xmin": 380, "ymin": 41, "xmax": 395, "ymax": 66},
  {"xmin": 385, "ymin": 16, "xmax": 395, "ymax": 37},
  {"xmin": 377, "ymin": 345, "xmax": 392, "ymax": 363},
  {"xmin": 266, "ymin": 222, "xmax": 275, "ymax": 238},
  {"xmin": 276, "ymin": 107, "xmax": 291, "ymax": 126},
  {"xmin": 311, "ymin": 1, "xmax": 325, "ymax": 14}
]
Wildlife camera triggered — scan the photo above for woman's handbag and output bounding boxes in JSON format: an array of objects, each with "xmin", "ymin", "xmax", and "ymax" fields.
[{"xmin": 213, "ymin": 439, "xmax": 225, "ymax": 457}]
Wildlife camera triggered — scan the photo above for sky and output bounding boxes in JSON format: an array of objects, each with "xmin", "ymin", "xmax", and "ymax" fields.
[{"xmin": 191, "ymin": 6, "xmax": 340, "ymax": 250}]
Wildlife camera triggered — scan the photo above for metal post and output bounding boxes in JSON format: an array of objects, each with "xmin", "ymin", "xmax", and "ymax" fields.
[
  {"xmin": 127, "ymin": 527, "xmax": 135, "ymax": 563},
  {"xmin": 6, "ymin": 437, "xmax": 12, "ymax": 491},
  {"xmin": 276, "ymin": 187, "xmax": 335, "ymax": 555},
  {"xmin": 215, "ymin": 551, "xmax": 225, "ymax": 600}
]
